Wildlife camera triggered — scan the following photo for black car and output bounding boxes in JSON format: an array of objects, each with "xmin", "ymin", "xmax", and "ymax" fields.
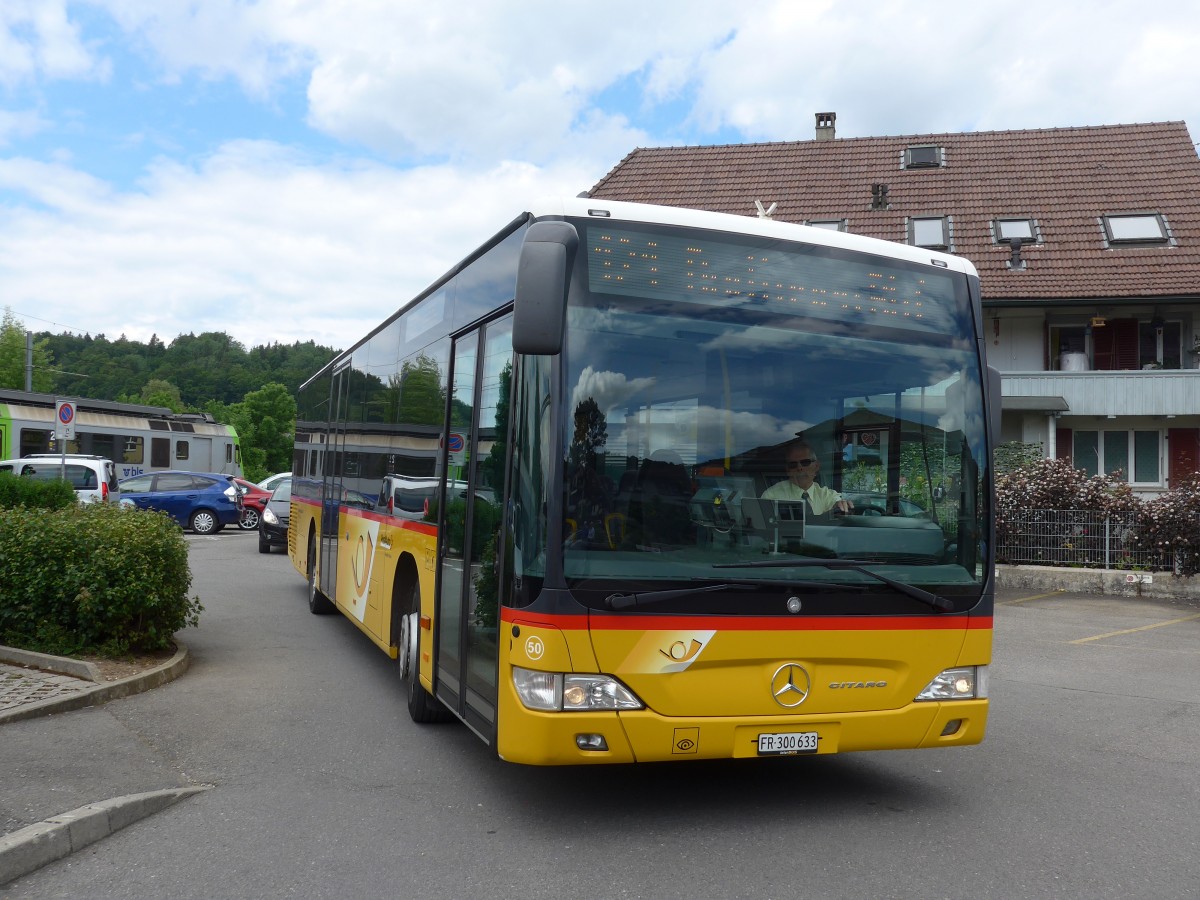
[{"xmin": 258, "ymin": 478, "xmax": 291, "ymax": 553}]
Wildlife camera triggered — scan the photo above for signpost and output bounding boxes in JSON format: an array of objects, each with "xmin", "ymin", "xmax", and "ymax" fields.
[{"xmin": 55, "ymin": 399, "xmax": 76, "ymax": 478}]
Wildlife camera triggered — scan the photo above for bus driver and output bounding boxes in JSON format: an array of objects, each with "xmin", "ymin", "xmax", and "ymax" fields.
[{"xmin": 760, "ymin": 441, "xmax": 853, "ymax": 515}]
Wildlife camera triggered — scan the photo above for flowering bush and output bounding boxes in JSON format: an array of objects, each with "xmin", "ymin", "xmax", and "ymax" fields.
[
  {"xmin": 1136, "ymin": 473, "xmax": 1200, "ymax": 575},
  {"xmin": 996, "ymin": 457, "xmax": 1137, "ymax": 520},
  {"xmin": 995, "ymin": 457, "xmax": 1200, "ymax": 575}
]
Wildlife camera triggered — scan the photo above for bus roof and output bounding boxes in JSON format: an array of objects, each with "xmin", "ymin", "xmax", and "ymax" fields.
[
  {"xmin": 528, "ymin": 196, "xmax": 980, "ymax": 278},
  {"xmin": 300, "ymin": 197, "xmax": 981, "ymax": 389}
]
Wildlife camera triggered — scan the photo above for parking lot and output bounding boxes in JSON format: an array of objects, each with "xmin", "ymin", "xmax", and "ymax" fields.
[{"xmin": 6, "ymin": 532, "xmax": 1199, "ymax": 898}]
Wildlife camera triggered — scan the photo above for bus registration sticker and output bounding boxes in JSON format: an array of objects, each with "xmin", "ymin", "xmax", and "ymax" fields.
[{"xmin": 757, "ymin": 731, "xmax": 819, "ymax": 755}]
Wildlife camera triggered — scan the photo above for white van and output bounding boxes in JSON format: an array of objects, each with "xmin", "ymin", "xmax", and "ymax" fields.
[{"xmin": 0, "ymin": 454, "xmax": 121, "ymax": 504}]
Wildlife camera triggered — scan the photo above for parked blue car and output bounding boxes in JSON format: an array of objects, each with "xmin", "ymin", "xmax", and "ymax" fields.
[{"xmin": 118, "ymin": 471, "xmax": 243, "ymax": 534}]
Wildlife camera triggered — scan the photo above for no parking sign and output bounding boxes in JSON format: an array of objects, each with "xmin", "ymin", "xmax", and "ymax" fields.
[
  {"xmin": 442, "ymin": 431, "xmax": 466, "ymax": 466},
  {"xmin": 55, "ymin": 399, "xmax": 77, "ymax": 440}
]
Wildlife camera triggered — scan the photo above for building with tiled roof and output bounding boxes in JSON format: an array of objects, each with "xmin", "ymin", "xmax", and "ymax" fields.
[{"xmin": 588, "ymin": 114, "xmax": 1200, "ymax": 493}]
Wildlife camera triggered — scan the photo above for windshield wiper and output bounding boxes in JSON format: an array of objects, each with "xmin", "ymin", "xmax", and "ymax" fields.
[
  {"xmin": 604, "ymin": 582, "xmax": 754, "ymax": 611},
  {"xmin": 603, "ymin": 578, "xmax": 867, "ymax": 611},
  {"xmin": 712, "ymin": 558, "xmax": 954, "ymax": 612}
]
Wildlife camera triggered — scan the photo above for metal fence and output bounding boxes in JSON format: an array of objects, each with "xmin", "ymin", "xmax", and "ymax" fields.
[{"xmin": 996, "ymin": 509, "xmax": 1164, "ymax": 570}]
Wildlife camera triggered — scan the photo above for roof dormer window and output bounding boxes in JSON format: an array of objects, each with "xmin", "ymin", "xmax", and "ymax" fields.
[
  {"xmin": 994, "ymin": 218, "xmax": 1038, "ymax": 244},
  {"xmin": 806, "ymin": 219, "xmax": 847, "ymax": 232},
  {"xmin": 909, "ymin": 216, "xmax": 950, "ymax": 250},
  {"xmin": 1102, "ymin": 213, "xmax": 1169, "ymax": 245},
  {"xmin": 903, "ymin": 145, "xmax": 943, "ymax": 169}
]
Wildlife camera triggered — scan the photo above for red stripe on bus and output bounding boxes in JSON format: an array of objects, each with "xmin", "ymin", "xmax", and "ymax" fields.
[
  {"xmin": 291, "ymin": 498, "xmax": 437, "ymax": 536},
  {"xmin": 501, "ymin": 609, "xmax": 992, "ymax": 631}
]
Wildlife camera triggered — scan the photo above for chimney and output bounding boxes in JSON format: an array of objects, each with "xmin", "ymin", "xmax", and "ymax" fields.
[
  {"xmin": 1009, "ymin": 237, "xmax": 1025, "ymax": 270},
  {"xmin": 815, "ymin": 112, "xmax": 836, "ymax": 141}
]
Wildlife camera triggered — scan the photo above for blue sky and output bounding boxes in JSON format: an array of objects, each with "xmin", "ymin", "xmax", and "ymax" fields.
[{"xmin": 2, "ymin": 0, "xmax": 1199, "ymax": 352}]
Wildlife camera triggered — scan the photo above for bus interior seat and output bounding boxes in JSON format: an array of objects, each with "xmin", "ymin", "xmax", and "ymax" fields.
[{"xmin": 623, "ymin": 450, "xmax": 696, "ymax": 546}]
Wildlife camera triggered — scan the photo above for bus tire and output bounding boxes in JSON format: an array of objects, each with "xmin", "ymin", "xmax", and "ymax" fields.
[
  {"xmin": 397, "ymin": 576, "xmax": 450, "ymax": 723},
  {"xmin": 306, "ymin": 534, "xmax": 335, "ymax": 615}
]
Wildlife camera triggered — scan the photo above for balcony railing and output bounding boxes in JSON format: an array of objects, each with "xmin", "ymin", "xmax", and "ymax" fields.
[{"xmin": 1002, "ymin": 368, "xmax": 1200, "ymax": 417}]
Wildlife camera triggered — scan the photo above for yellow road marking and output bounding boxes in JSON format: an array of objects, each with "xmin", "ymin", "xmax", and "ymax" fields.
[
  {"xmin": 1071, "ymin": 613, "xmax": 1200, "ymax": 644},
  {"xmin": 998, "ymin": 590, "xmax": 1067, "ymax": 606}
]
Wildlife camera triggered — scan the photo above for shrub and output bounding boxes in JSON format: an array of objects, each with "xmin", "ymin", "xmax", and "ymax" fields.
[
  {"xmin": 994, "ymin": 457, "xmax": 1200, "ymax": 574},
  {"xmin": 995, "ymin": 457, "xmax": 1138, "ymax": 517},
  {"xmin": 0, "ymin": 471, "xmax": 76, "ymax": 510},
  {"xmin": 994, "ymin": 441, "xmax": 1046, "ymax": 474},
  {"xmin": 1136, "ymin": 473, "xmax": 1200, "ymax": 576},
  {"xmin": 0, "ymin": 503, "xmax": 202, "ymax": 656}
]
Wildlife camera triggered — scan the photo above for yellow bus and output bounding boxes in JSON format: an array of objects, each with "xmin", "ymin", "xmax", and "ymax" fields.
[{"xmin": 288, "ymin": 198, "xmax": 998, "ymax": 765}]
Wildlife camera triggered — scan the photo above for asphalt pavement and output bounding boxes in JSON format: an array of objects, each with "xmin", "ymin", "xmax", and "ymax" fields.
[
  {"xmin": 0, "ymin": 642, "xmax": 203, "ymax": 886},
  {"xmin": 2, "ymin": 554, "xmax": 1198, "ymax": 889}
]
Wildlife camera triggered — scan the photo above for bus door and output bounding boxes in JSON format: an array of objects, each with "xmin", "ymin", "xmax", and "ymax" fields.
[
  {"xmin": 436, "ymin": 315, "xmax": 513, "ymax": 737},
  {"xmin": 320, "ymin": 360, "xmax": 352, "ymax": 602}
]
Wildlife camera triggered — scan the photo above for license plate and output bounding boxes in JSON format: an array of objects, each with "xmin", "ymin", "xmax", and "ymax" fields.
[{"xmin": 757, "ymin": 731, "xmax": 819, "ymax": 755}]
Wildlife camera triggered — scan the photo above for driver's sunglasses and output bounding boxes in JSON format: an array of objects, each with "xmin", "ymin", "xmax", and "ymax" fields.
[{"xmin": 786, "ymin": 458, "xmax": 816, "ymax": 469}]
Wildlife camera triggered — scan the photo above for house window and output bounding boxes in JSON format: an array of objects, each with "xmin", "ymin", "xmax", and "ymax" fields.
[
  {"xmin": 904, "ymin": 146, "xmax": 943, "ymax": 168},
  {"xmin": 806, "ymin": 219, "xmax": 847, "ymax": 232},
  {"xmin": 1050, "ymin": 324, "xmax": 1089, "ymax": 370},
  {"xmin": 1137, "ymin": 320, "xmax": 1182, "ymax": 369},
  {"xmin": 1102, "ymin": 213, "xmax": 1168, "ymax": 244},
  {"xmin": 909, "ymin": 216, "xmax": 949, "ymax": 249},
  {"xmin": 994, "ymin": 218, "xmax": 1036, "ymax": 243},
  {"xmin": 1072, "ymin": 430, "xmax": 1160, "ymax": 483}
]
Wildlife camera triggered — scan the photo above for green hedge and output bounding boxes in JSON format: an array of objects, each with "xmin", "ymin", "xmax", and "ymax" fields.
[
  {"xmin": 0, "ymin": 504, "xmax": 202, "ymax": 656},
  {"xmin": 0, "ymin": 471, "xmax": 76, "ymax": 510}
]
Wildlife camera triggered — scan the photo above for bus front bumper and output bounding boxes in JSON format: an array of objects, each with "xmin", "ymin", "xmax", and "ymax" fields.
[{"xmin": 495, "ymin": 699, "xmax": 988, "ymax": 766}]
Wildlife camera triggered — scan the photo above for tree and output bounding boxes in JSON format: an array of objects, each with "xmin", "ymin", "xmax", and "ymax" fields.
[
  {"xmin": 0, "ymin": 308, "xmax": 55, "ymax": 392},
  {"xmin": 222, "ymin": 382, "xmax": 297, "ymax": 483},
  {"xmin": 137, "ymin": 379, "xmax": 185, "ymax": 412}
]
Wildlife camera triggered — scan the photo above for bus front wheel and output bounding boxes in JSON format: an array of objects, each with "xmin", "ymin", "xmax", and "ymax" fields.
[{"xmin": 398, "ymin": 579, "xmax": 449, "ymax": 724}]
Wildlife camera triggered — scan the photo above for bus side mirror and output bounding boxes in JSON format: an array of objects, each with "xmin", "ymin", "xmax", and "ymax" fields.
[
  {"xmin": 987, "ymin": 365, "xmax": 1002, "ymax": 441},
  {"xmin": 512, "ymin": 221, "xmax": 579, "ymax": 356}
]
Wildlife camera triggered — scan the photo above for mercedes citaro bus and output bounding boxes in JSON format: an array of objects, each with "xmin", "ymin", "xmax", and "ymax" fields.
[{"xmin": 289, "ymin": 198, "xmax": 999, "ymax": 765}]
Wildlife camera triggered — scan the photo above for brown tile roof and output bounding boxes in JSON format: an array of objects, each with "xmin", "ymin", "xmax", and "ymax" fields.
[{"xmin": 587, "ymin": 121, "xmax": 1200, "ymax": 303}]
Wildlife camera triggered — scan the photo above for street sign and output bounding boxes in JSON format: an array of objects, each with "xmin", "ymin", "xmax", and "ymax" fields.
[
  {"xmin": 55, "ymin": 399, "xmax": 77, "ymax": 441},
  {"xmin": 442, "ymin": 431, "xmax": 467, "ymax": 467}
]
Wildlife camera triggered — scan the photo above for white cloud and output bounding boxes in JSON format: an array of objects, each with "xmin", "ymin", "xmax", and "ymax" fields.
[
  {"xmin": 0, "ymin": 143, "xmax": 596, "ymax": 350},
  {"xmin": 688, "ymin": 1, "xmax": 1200, "ymax": 138},
  {"xmin": 2, "ymin": 0, "xmax": 1200, "ymax": 360},
  {"xmin": 92, "ymin": 0, "xmax": 741, "ymax": 160},
  {"xmin": 0, "ymin": 0, "xmax": 106, "ymax": 85}
]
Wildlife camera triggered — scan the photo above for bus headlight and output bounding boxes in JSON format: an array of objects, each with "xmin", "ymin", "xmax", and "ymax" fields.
[
  {"xmin": 512, "ymin": 667, "xmax": 644, "ymax": 712},
  {"xmin": 915, "ymin": 666, "xmax": 988, "ymax": 701}
]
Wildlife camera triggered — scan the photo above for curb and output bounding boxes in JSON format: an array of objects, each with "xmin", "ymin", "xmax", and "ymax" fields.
[
  {"xmin": 0, "ymin": 647, "xmax": 102, "ymax": 683},
  {"xmin": 995, "ymin": 564, "xmax": 1200, "ymax": 605},
  {"xmin": 0, "ymin": 641, "xmax": 190, "ymax": 726},
  {"xmin": 0, "ymin": 786, "xmax": 212, "ymax": 887}
]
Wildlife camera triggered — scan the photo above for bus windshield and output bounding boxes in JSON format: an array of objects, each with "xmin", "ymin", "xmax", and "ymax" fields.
[{"xmin": 543, "ymin": 221, "xmax": 989, "ymax": 615}]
